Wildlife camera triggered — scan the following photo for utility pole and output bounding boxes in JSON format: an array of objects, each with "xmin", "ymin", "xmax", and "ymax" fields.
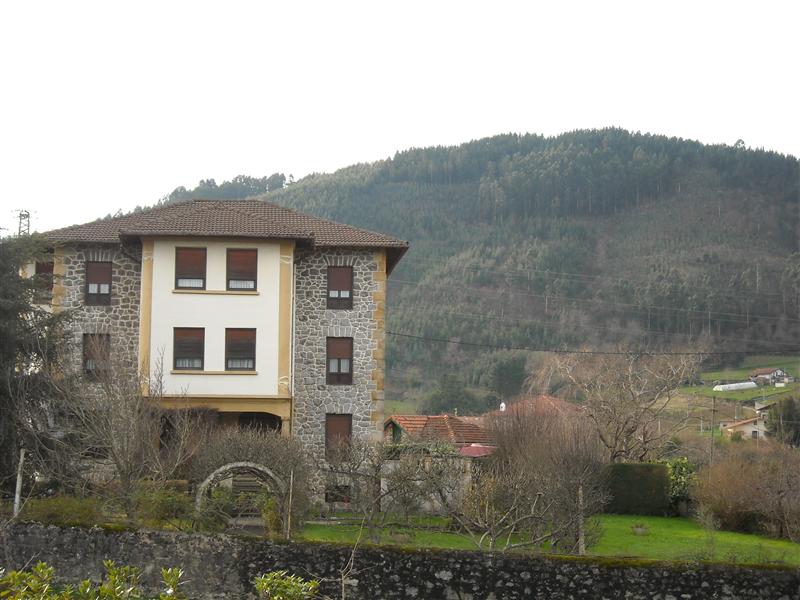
[
  {"xmin": 17, "ymin": 210, "xmax": 30, "ymax": 236},
  {"xmin": 709, "ymin": 396, "xmax": 717, "ymax": 468}
]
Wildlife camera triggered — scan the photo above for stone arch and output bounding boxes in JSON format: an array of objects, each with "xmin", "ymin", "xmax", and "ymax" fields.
[{"xmin": 195, "ymin": 461, "xmax": 286, "ymax": 512}]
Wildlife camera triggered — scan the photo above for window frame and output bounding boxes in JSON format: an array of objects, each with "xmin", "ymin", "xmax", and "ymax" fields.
[
  {"xmin": 327, "ymin": 266, "xmax": 354, "ymax": 309},
  {"xmin": 83, "ymin": 333, "xmax": 111, "ymax": 380},
  {"xmin": 326, "ymin": 337, "xmax": 353, "ymax": 385},
  {"xmin": 173, "ymin": 327, "xmax": 205, "ymax": 371},
  {"xmin": 174, "ymin": 247, "xmax": 207, "ymax": 290},
  {"xmin": 226, "ymin": 248, "xmax": 258, "ymax": 291},
  {"xmin": 225, "ymin": 328, "xmax": 257, "ymax": 371},
  {"xmin": 85, "ymin": 261, "xmax": 112, "ymax": 306}
]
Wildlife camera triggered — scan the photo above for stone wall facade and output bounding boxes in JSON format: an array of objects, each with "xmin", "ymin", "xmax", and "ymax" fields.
[
  {"xmin": 292, "ymin": 248, "xmax": 385, "ymax": 473},
  {"xmin": 3, "ymin": 523, "xmax": 799, "ymax": 600},
  {"xmin": 54, "ymin": 242, "xmax": 142, "ymax": 379}
]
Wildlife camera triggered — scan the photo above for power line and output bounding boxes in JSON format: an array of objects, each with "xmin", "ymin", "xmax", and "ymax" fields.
[
  {"xmin": 385, "ymin": 330, "xmax": 798, "ymax": 356},
  {"xmin": 398, "ymin": 254, "xmax": 794, "ymax": 302},
  {"xmin": 392, "ymin": 300, "xmax": 800, "ymax": 349},
  {"xmin": 390, "ymin": 271, "xmax": 800, "ymax": 325}
]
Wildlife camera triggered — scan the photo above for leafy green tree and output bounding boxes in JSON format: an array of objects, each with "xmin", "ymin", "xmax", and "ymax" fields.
[
  {"xmin": 0, "ymin": 235, "xmax": 69, "ymax": 489},
  {"xmin": 769, "ymin": 397, "xmax": 800, "ymax": 447},
  {"xmin": 489, "ymin": 353, "xmax": 527, "ymax": 400},
  {"xmin": 420, "ymin": 374, "xmax": 490, "ymax": 415}
]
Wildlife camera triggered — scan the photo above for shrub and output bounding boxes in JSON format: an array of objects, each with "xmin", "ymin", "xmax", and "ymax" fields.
[
  {"xmin": 605, "ymin": 463, "xmax": 670, "ymax": 515},
  {"xmin": 0, "ymin": 561, "xmax": 187, "ymax": 600},
  {"xmin": 193, "ymin": 486, "xmax": 236, "ymax": 532},
  {"xmin": 693, "ymin": 444, "xmax": 800, "ymax": 539},
  {"xmin": 19, "ymin": 496, "xmax": 104, "ymax": 527},
  {"xmin": 660, "ymin": 456, "xmax": 696, "ymax": 505},
  {"xmin": 253, "ymin": 571, "xmax": 319, "ymax": 599},
  {"xmin": 135, "ymin": 484, "xmax": 193, "ymax": 525}
]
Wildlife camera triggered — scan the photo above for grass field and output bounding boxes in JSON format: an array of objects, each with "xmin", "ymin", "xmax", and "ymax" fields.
[
  {"xmin": 680, "ymin": 355, "xmax": 800, "ymax": 403},
  {"xmin": 385, "ymin": 399, "xmax": 418, "ymax": 415},
  {"xmin": 298, "ymin": 515, "xmax": 800, "ymax": 565}
]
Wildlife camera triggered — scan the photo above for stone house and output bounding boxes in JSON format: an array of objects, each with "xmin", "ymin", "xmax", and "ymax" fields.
[{"xmin": 33, "ymin": 199, "xmax": 408, "ymax": 491}]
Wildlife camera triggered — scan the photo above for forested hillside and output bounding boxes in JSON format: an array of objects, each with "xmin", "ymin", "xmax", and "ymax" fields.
[{"xmin": 161, "ymin": 129, "xmax": 800, "ymax": 408}]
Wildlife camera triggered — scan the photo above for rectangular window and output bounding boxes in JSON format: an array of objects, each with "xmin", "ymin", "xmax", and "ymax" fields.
[
  {"xmin": 174, "ymin": 328, "xmax": 204, "ymax": 370},
  {"xmin": 327, "ymin": 266, "xmax": 353, "ymax": 309},
  {"xmin": 85, "ymin": 261, "xmax": 112, "ymax": 305},
  {"xmin": 326, "ymin": 337, "xmax": 353, "ymax": 385},
  {"xmin": 227, "ymin": 249, "xmax": 258, "ymax": 290},
  {"xmin": 325, "ymin": 413, "xmax": 352, "ymax": 459},
  {"xmin": 175, "ymin": 248, "xmax": 206, "ymax": 289},
  {"xmin": 35, "ymin": 260, "xmax": 54, "ymax": 292},
  {"xmin": 83, "ymin": 333, "xmax": 110, "ymax": 379},
  {"xmin": 225, "ymin": 328, "xmax": 256, "ymax": 371}
]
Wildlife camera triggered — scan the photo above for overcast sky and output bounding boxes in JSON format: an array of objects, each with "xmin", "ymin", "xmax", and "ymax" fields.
[{"xmin": 1, "ymin": 0, "xmax": 797, "ymax": 235}]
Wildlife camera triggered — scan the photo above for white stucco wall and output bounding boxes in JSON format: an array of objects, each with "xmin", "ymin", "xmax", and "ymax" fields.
[{"xmin": 148, "ymin": 239, "xmax": 283, "ymax": 397}]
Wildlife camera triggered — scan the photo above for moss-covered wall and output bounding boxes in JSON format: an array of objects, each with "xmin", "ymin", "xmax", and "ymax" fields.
[{"xmin": 2, "ymin": 523, "xmax": 799, "ymax": 599}]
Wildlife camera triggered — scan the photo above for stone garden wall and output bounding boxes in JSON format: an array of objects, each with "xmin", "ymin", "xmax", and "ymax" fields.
[{"xmin": 3, "ymin": 523, "xmax": 799, "ymax": 600}]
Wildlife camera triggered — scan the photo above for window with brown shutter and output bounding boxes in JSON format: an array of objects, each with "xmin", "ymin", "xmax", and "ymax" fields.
[
  {"xmin": 325, "ymin": 413, "xmax": 352, "ymax": 459},
  {"xmin": 175, "ymin": 248, "xmax": 206, "ymax": 289},
  {"xmin": 225, "ymin": 328, "xmax": 256, "ymax": 370},
  {"xmin": 35, "ymin": 260, "xmax": 54, "ymax": 292},
  {"xmin": 83, "ymin": 333, "xmax": 110, "ymax": 379},
  {"xmin": 326, "ymin": 337, "xmax": 353, "ymax": 385},
  {"xmin": 227, "ymin": 249, "xmax": 257, "ymax": 290},
  {"xmin": 85, "ymin": 262, "xmax": 112, "ymax": 305},
  {"xmin": 327, "ymin": 266, "xmax": 353, "ymax": 309},
  {"xmin": 174, "ymin": 328, "xmax": 204, "ymax": 370}
]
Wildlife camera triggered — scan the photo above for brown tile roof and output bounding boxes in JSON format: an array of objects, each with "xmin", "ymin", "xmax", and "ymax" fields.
[
  {"xmin": 43, "ymin": 199, "xmax": 409, "ymax": 269},
  {"xmin": 750, "ymin": 367, "xmax": 779, "ymax": 376},
  {"xmin": 385, "ymin": 414, "xmax": 495, "ymax": 446}
]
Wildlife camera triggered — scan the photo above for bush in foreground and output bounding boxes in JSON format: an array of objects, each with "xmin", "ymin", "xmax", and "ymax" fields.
[{"xmin": 0, "ymin": 562, "xmax": 319, "ymax": 600}]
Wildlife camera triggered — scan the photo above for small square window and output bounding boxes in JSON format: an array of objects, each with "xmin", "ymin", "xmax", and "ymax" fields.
[
  {"xmin": 175, "ymin": 248, "xmax": 206, "ymax": 289},
  {"xmin": 85, "ymin": 262, "xmax": 112, "ymax": 305}
]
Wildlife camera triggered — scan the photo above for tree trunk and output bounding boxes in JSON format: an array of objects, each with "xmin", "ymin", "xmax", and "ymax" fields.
[{"xmin": 577, "ymin": 484, "xmax": 586, "ymax": 556}]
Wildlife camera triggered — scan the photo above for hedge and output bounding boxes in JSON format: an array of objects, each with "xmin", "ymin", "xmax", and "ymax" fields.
[{"xmin": 605, "ymin": 463, "xmax": 671, "ymax": 515}]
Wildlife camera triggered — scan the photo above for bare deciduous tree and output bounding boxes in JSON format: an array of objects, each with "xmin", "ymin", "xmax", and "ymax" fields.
[
  {"xmin": 553, "ymin": 352, "xmax": 701, "ymax": 463},
  {"xmin": 43, "ymin": 341, "xmax": 210, "ymax": 519}
]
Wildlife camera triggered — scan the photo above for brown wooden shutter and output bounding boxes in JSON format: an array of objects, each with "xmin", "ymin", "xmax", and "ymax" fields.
[
  {"xmin": 326, "ymin": 413, "xmax": 352, "ymax": 458},
  {"xmin": 227, "ymin": 249, "xmax": 257, "ymax": 289},
  {"xmin": 175, "ymin": 248, "xmax": 206, "ymax": 288},
  {"xmin": 85, "ymin": 262, "xmax": 112, "ymax": 305},
  {"xmin": 36, "ymin": 261, "xmax": 54, "ymax": 291},
  {"xmin": 174, "ymin": 328, "xmax": 204, "ymax": 369},
  {"xmin": 327, "ymin": 266, "xmax": 353, "ymax": 309},
  {"xmin": 35, "ymin": 261, "xmax": 53, "ymax": 275},
  {"xmin": 225, "ymin": 328, "xmax": 256, "ymax": 370},
  {"xmin": 83, "ymin": 333, "xmax": 110, "ymax": 379},
  {"xmin": 86, "ymin": 262, "xmax": 112, "ymax": 284},
  {"xmin": 327, "ymin": 337, "xmax": 353, "ymax": 358},
  {"xmin": 326, "ymin": 337, "xmax": 353, "ymax": 384}
]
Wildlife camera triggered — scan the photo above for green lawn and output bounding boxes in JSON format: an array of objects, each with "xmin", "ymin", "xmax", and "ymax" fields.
[
  {"xmin": 298, "ymin": 515, "xmax": 800, "ymax": 565},
  {"xmin": 595, "ymin": 515, "xmax": 800, "ymax": 564}
]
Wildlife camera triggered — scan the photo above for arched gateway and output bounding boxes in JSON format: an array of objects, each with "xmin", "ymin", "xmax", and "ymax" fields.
[{"xmin": 195, "ymin": 461, "xmax": 286, "ymax": 511}]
